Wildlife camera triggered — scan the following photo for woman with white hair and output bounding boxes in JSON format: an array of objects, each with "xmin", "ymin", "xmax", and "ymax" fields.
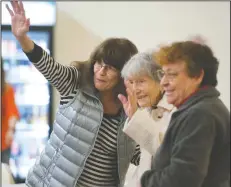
[{"xmin": 118, "ymin": 52, "xmax": 175, "ymax": 187}]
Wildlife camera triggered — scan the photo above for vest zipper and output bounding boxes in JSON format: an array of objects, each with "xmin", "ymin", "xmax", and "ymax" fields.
[
  {"xmin": 117, "ymin": 112, "xmax": 126, "ymax": 187},
  {"xmin": 73, "ymin": 96, "xmax": 104, "ymax": 187}
]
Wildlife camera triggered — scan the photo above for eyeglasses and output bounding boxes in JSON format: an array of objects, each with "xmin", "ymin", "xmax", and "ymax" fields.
[
  {"xmin": 156, "ymin": 69, "xmax": 179, "ymax": 81},
  {"xmin": 94, "ymin": 62, "xmax": 118, "ymax": 74},
  {"xmin": 127, "ymin": 79, "xmax": 147, "ymax": 88}
]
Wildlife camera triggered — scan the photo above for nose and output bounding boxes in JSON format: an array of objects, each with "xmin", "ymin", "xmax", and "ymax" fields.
[
  {"xmin": 135, "ymin": 88, "xmax": 141, "ymax": 96},
  {"xmin": 160, "ymin": 75, "xmax": 169, "ymax": 88},
  {"xmin": 132, "ymin": 82, "xmax": 137, "ymax": 90},
  {"xmin": 98, "ymin": 66, "xmax": 107, "ymax": 75},
  {"xmin": 133, "ymin": 82, "xmax": 141, "ymax": 94}
]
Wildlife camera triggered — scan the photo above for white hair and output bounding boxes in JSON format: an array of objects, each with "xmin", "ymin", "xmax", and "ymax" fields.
[{"xmin": 121, "ymin": 51, "xmax": 161, "ymax": 82}]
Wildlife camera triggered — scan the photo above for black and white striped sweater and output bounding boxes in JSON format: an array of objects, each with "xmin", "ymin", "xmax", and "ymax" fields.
[{"xmin": 24, "ymin": 43, "xmax": 140, "ymax": 187}]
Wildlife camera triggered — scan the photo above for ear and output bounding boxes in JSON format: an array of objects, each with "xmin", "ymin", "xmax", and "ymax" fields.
[{"xmin": 196, "ymin": 69, "xmax": 204, "ymax": 85}]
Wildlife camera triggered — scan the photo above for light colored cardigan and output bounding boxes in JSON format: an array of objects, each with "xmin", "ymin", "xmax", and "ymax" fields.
[{"xmin": 124, "ymin": 95, "xmax": 176, "ymax": 187}]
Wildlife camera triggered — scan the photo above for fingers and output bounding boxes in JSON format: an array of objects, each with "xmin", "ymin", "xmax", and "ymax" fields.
[
  {"xmin": 19, "ymin": 0, "xmax": 26, "ymax": 16},
  {"xmin": 6, "ymin": 0, "xmax": 26, "ymax": 17},
  {"xmin": 127, "ymin": 87, "xmax": 137, "ymax": 106},
  {"xmin": 14, "ymin": 0, "xmax": 21, "ymax": 14},
  {"xmin": 126, "ymin": 88, "xmax": 133, "ymax": 104},
  {"xmin": 10, "ymin": 0, "xmax": 19, "ymax": 14},
  {"xmin": 118, "ymin": 94, "xmax": 128, "ymax": 105},
  {"xmin": 6, "ymin": 4, "xmax": 14, "ymax": 17},
  {"xmin": 126, "ymin": 88, "xmax": 138, "ymax": 117},
  {"xmin": 10, "ymin": 1, "xmax": 17, "ymax": 13},
  {"xmin": 19, "ymin": 0, "xmax": 25, "ymax": 12},
  {"xmin": 25, "ymin": 18, "xmax": 30, "ymax": 27},
  {"xmin": 22, "ymin": 18, "xmax": 30, "ymax": 32},
  {"xmin": 10, "ymin": 0, "xmax": 22, "ymax": 14}
]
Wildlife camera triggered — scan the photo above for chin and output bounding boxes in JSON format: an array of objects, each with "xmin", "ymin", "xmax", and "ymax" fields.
[
  {"xmin": 166, "ymin": 97, "xmax": 175, "ymax": 105},
  {"xmin": 138, "ymin": 98, "xmax": 153, "ymax": 108},
  {"xmin": 138, "ymin": 102, "xmax": 150, "ymax": 108},
  {"xmin": 96, "ymin": 84, "xmax": 111, "ymax": 92},
  {"xmin": 95, "ymin": 85, "xmax": 105, "ymax": 91}
]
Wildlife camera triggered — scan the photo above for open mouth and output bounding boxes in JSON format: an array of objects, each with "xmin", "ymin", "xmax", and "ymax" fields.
[{"xmin": 165, "ymin": 90, "xmax": 174, "ymax": 96}]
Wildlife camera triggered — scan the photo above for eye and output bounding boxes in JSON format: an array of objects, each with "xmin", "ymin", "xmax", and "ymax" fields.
[
  {"xmin": 167, "ymin": 72, "xmax": 178, "ymax": 78},
  {"xmin": 129, "ymin": 80, "xmax": 134, "ymax": 84},
  {"xmin": 138, "ymin": 80, "xmax": 145, "ymax": 84}
]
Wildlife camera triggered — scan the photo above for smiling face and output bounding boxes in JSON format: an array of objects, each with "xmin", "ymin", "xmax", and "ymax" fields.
[
  {"xmin": 127, "ymin": 74, "xmax": 161, "ymax": 107},
  {"xmin": 160, "ymin": 61, "xmax": 203, "ymax": 107},
  {"xmin": 93, "ymin": 61, "xmax": 120, "ymax": 92}
]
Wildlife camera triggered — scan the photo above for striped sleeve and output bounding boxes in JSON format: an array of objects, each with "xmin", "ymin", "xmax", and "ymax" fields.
[
  {"xmin": 130, "ymin": 144, "xmax": 141, "ymax": 166},
  {"xmin": 24, "ymin": 43, "xmax": 79, "ymax": 97}
]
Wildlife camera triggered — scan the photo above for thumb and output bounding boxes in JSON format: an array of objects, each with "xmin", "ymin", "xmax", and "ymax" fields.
[
  {"xmin": 24, "ymin": 18, "xmax": 30, "ymax": 28},
  {"xmin": 118, "ymin": 94, "xmax": 128, "ymax": 105}
]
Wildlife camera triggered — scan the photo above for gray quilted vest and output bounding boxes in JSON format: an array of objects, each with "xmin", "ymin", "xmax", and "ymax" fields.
[{"xmin": 26, "ymin": 61, "xmax": 137, "ymax": 187}]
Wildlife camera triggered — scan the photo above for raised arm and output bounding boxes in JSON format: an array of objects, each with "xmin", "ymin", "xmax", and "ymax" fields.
[
  {"xmin": 23, "ymin": 43, "xmax": 79, "ymax": 97},
  {"xmin": 6, "ymin": 0, "xmax": 79, "ymax": 97}
]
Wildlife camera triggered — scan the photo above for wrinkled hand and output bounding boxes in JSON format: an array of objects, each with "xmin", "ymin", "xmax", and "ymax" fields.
[
  {"xmin": 118, "ymin": 87, "xmax": 138, "ymax": 119},
  {"xmin": 6, "ymin": 0, "xmax": 30, "ymax": 39}
]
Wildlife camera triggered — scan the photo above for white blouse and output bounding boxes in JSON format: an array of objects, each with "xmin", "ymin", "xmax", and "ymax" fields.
[{"xmin": 124, "ymin": 95, "xmax": 176, "ymax": 187}]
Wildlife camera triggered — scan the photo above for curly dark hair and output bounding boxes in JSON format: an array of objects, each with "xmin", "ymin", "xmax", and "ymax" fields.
[{"xmin": 154, "ymin": 41, "xmax": 219, "ymax": 86}]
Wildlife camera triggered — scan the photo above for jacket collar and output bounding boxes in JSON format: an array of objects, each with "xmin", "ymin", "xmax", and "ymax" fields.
[
  {"xmin": 157, "ymin": 94, "xmax": 175, "ymax": 112},
  {"xmin": 174, "ymin": 86, "xmax": 220, "ymax": 115}
]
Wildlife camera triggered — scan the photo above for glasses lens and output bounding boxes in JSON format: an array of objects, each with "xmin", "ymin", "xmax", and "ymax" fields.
[{"xmin": 156, "ymin": 70, "xmax": 164, "ymax": 81}]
